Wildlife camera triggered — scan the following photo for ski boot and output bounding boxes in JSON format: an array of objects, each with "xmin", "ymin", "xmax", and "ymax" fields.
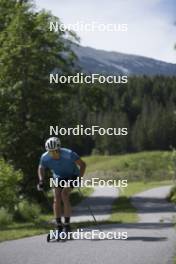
[{"xmin": 62, "ymin": 224, "xmax": 72, "ymax": 240}]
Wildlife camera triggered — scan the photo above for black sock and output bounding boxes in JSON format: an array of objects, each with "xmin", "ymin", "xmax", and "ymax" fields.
[
  {"xmin": 56, "ymin": 217, "xmax": 62, "ymax": 225},
  {"xmin": 64, "ymin": 217, "xmax": 70, "ymax": 225}
]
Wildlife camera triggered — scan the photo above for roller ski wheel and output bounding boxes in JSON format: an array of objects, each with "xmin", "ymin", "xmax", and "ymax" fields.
[
  {"xmin": 62, "ymin": 225, "xmax": 73, "ymax": 241},
  {"xmin": 47, "ymin": 233, "xmax": 50, "ymax": 242},
  {"xmin": 46, "ymin": 226, "xmax": 63, "ymax": 242}
]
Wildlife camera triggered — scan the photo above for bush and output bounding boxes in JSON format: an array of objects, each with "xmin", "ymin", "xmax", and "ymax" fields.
[
  {"xmin": 0, "ymin": 207, "xmax": 12, "ymax": 227},
  {"xmin": 168, "ymin": 186, "xmax": 176, "ymax": 203},
  {"xmin": 15, "ymin": 200, "xmax": 41, "ymax": 222},
  {"xmin": 0, "ymin": 158, "xmax": 22, "ymax": 212}
]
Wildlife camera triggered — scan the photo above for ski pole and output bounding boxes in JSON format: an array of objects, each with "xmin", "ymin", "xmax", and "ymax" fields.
[{"xmin": 78, "ymin": 187, "xmax": 103, "ymax": 231}]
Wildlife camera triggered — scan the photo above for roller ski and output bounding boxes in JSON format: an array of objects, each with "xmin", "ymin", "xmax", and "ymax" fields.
[
  {"xmin": 62, "ymin": 224, "xmax": 73, "ymax": 241},
  {"xmin": 47, "ymin": 224, "xmax": 63, "ymax": 242},
  {"xmin": 46, "ymin": 224, "xmax": 73, "ymax": 242}
]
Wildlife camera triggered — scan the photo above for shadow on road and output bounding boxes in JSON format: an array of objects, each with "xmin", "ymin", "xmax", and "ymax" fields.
[
  {"xmin": 131, "ymin": 196, "xmax": 176, "ymax": 213},
  {"xmin": 72, "ymin": 195, "xmax": 176, "ymax": 217},
  {"xmin": 86, "ymin": 222, "xmax": 174, "ymax": 230},
  {"xmin": 73, "ymin": 196, "xmax": 116, "ymax": 216},
  {"xmin": 90, "ymin": 236, "xmax": 167, "ymax": 242},
  {"xmin": 47, "ymin": 235, "xmax": 167, "ymax": 243},
  {"xmin": 127, "ymin": 236, "xmax": 167, "ymax": 242}
]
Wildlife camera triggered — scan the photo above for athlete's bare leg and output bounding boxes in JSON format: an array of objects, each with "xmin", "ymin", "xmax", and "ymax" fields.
[
  {"xmin": 61, "ymin": 187, "xmax": 72, "ymax": 217},
  {"xmin": 53, "ymin": 187, "xmax": 62, "ymax": 218}
]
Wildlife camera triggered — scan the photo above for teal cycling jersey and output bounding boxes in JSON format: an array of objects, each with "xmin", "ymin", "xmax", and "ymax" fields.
[{"xmin": 39, "ymin": 148, "xmax": 80, "ymax": 179}]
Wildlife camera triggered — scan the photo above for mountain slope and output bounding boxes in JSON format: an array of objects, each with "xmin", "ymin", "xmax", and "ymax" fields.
[{"xmin": 72, "ymin": 45, "xmax": 176, "ymax": 76}]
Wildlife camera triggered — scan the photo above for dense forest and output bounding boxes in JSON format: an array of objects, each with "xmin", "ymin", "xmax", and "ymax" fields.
[{"xmin": 63, "ymin": 77, "xmax": 176, "ymax": 156}]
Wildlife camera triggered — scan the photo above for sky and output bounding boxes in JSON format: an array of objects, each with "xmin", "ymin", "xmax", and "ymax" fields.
[{"xmin": 35, "ymin": 0, "xmax": 176, "ymax": 63}]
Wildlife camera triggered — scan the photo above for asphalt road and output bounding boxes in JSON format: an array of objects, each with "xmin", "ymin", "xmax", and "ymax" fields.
[
  {"xmin": 72, "ymin": 186, "xmax": 118, "ymax": 222},
  {"xmin": 0, "ymin": 186, "xmax": 176, "ymax": 264}
]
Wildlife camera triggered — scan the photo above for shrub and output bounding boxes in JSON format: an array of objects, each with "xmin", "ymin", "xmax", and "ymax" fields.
[
  {"xmin": 15, "ymin": 200, "xmax": 41, "ymax": 222},
  {"xmin": 168, "ymin": 186, "xmax": 176, "ymax": 203},
  {"xmin": 0, "ymin": 207, "xmax": 12, "ymax": 227},
  {"xmin": 0, "ymin": 158, "xmax": 22, "ymax": 212}
]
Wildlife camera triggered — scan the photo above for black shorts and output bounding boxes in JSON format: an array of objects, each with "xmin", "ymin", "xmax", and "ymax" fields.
[{"xmin": 55, "ymin": 176, "xmax": 78, "ymax": 190}]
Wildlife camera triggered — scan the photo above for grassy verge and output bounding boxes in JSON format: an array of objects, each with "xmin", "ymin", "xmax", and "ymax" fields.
[
  {"xmin": 167, "ymin": 183, "xmax": 176, "ymax": 250},
  {"xmin": 109, "ymin": 180, "xmax": 172, "ymax": 223},
  {"xmin": 173, "ymin": 254, "xmax": 176, "ymax": 264},
  {"xmin": 110, "ymin": 196, "xmax": 138, "ymax": 223},
  {"xmin": 0, "ymin": 187, "xmax": 93, "ymax": 242},
  {"xmin": 167, "ymin": 185, "xmax": 176, "ymax": 204},
  {"xmin": 0, "ymin": 223, "xmax": 51, "ymax": 242},
  {"xmin": 83, "ymin": 151, "xmax": 173, "ymax": 182},
  {"xmin": 123, "ymin": 180, "xmax": 172, "ymax": 197}
]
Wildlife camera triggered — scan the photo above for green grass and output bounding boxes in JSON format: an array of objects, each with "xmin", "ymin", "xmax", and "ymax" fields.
[
  {"xmin": 109, "ymin": 180, "xmax": 172, "ymax": 224},
  {"xmin": 0, "ymin": 223, "xmax": 51, "ymax": 242},
  {"xmin": 173, "ymin": 255, "xmax": 176, "ymax": 264},
  {"xmin": 110, "ymin": 196, "xmax": 138, "ymax": 223},
  {"xmin": 84, "ymin": 151, "xmax": 171, "ymax": 172},
  {"xmin": 83, "ymin": 151, "xmax": 173, "ymax": 182},
  {"xmin": 168, "ymin": 185, "xmax": 176, "ymax": 204},
  {"xmin": 123, "ymin": 180, "xmax": 172, "ymax": 197}
]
